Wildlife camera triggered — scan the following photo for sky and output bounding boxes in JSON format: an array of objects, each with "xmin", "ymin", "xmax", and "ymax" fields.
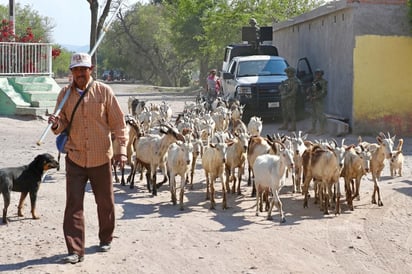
[{"xmin": 0, "ymin": 0, "xmax": 144, "ymax": 46}]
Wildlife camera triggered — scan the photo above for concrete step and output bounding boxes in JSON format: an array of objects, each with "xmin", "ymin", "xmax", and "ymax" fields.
[
  {"xmin": 21, "ymin": 90, "xmax": 58, "ymax": 102},
  {"xmin": 31, "ymin": 100, "xmax": 57, "ymax": 108},
  {"xmin": 15, "ymin": 106, "xmax": 52, "ymax": 116}
]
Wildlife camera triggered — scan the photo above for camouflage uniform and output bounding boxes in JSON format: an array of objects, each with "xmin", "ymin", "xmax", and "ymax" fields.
[
  {"xmin": 279, "ymin": 67, "xmax": 301, "ymax": 131},
  {"xmin": 307, "ymin": 69, "xmax": 327, "ymax": 134}
]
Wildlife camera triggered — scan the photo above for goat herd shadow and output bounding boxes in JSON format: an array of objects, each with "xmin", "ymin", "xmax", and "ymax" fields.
[{"xmin": 104, "ymin": 165, "xmax": 412, "ymax": 232}]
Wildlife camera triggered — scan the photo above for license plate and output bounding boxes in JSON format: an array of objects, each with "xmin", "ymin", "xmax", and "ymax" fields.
[{"xmin": 268, "ymin": 102, "xmax": 279, "ymax": 108}]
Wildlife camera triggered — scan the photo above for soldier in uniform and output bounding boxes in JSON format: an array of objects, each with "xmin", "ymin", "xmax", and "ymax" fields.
[
  {"xmin": 279, "ymin": 66, "xmax": 301, "ymax": 131},
  {"xmin": 306, "ymin": 68, "xmax": 327, "ymax": 134},
  {"xmin": 249, "ymin": 18, "xmax": 260, "ymax": 45}
]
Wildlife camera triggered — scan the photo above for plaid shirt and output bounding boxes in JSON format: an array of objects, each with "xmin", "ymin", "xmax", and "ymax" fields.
[{"xmin": 53, "ymin": 79, "xmax": 128, "ymax": 168}]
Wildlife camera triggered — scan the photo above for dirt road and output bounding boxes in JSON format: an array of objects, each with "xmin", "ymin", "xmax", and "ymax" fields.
[{"xmin": 0, "ymin": 82, "xmax": 411, "ymax": 273}]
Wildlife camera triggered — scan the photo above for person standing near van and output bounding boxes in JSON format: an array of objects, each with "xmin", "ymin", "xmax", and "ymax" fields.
[
  {"xmin": 206, "ymin": 69, "xmax": 221, "ymax": 100},
  {"xmin": 306, "ymin": 68, "xmax": 327, "ymax": 134},
  {"xmin": 279, "ymin": 66, "xmax": 300, "ymax": 131}
]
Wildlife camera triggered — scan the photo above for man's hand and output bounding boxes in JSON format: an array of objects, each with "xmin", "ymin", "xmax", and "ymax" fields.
[
  {"xmin": 114, "ymin": 154, "xmax": 127, "ymax": 169},
  {"xmin": 48, "ymin": 115, "xmax": 59, "ymax": 129}
]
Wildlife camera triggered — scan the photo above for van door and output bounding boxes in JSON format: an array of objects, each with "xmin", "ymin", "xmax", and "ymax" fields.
[
  {"xmin": 296, "ymin": 57, "xmax": 313, "ymax": 92},
  {"xmin": 296, "ymin": 57, "xmax": 313, "ymax": 118}
]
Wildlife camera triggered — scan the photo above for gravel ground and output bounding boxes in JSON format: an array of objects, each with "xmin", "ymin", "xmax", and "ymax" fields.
[{"xmin": 0, "ymin": 82, "xmax": 411, "ymax": 273}]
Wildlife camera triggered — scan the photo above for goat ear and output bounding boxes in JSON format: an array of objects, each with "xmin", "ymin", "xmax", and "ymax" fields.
[
  {"xmin": 376, "ymin": 136, "xmax": 382, "ymax": 144},
  {"xmin": 346, "ymin": 144, "xmax": 354, "ymax": 151},
  {"xmin": 391, "ymin": 135, "xmax": 396, "ymax": 142},
  {"xmin": 175, "ymin": 133, "xmax": 185, "ymax": 142},
  {"xmin": 304, "ymin": 140, "xmax": 312, "ymax": 147}
]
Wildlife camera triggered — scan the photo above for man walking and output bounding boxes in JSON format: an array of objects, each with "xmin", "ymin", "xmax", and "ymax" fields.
[{"xmin": 48, "ymin": 53, "xmax": 128, "ymax": 264}]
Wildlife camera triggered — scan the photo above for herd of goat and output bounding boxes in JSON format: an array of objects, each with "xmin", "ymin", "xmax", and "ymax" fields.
[{"xmin": 111, "ymin": 96, "xmax": 404, "ymax": 223}]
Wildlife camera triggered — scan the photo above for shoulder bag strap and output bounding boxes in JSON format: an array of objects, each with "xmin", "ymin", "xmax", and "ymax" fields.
[{"xmin": 66, "ymin": 80, "xmax": 94, "ymax": 134}]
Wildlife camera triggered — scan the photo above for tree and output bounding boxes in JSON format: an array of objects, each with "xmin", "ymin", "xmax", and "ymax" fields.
[
  {"xmin": 0, "ymin": 5, "xmax": 63, "ymax": 75},
  {"xmin": 0, "ymin": 3, "xmax": 55, "ymax": 42},
  {"xmin": 99, "ymin": 3, "xmax": 189, "ymax": 86},
  {"xmin": 52, "ymin": 47, "xmax": 73, "ymax": 78}
]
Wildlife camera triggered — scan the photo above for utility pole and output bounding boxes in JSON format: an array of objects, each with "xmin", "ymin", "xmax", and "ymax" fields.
[{"xmin": 9, "ymin": 0, "xmax": 15, "ymax": 38}]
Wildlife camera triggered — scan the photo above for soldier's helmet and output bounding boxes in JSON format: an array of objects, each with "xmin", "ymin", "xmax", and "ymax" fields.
[
  {"xmin": 249, "ymin": 18, "xmax": 257, "ymax": 25},
  {"xmin": 284, "ymin": 66, "xmax": 296, "ymax": 74},
  {"xmin": 315, "ymin": 68, "xmax": 324, "ymax": 75}
]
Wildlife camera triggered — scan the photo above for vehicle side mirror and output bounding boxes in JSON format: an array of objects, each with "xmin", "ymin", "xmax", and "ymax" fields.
[{"xmin": 222, "ymin": 72, "xmax": 235, "ymax": 80}]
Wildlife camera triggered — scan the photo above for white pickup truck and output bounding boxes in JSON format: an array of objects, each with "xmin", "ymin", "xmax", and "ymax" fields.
[{"xmin": 221, "ymin": 54, "xmax": 313, "ymax": 121}]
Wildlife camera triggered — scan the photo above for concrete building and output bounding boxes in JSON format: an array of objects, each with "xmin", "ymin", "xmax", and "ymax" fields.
[{"xmin": 273, "ymin": 0, "xmax": 412, "ymax": 136}]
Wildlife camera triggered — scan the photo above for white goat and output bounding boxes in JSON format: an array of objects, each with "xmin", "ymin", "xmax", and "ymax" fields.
[
  {"xmin": 187, "ymin": 136, "xmax": 203, "ymax": 190},
  {"xmin": 212, "ymin": 106, "xmax": 230, "ymax": 132},
  {"xmin": 160, "ymin": 101, "xmax": 173, "ymax": 122},
  {"xmin": 365, "ymin": 132, "xmax": 395, "ymax": 206},
  {"xmin": 167, "ymin": 141, "xmax": 193, "ymax": 210},
  {"xmin": 201, "ymin": 141, "xmax": 228, "ymax": 209},
  {"xmin": 253, "ymin": 142, "xmax": 294, "ymax": 222},
  {"xmin": 131, "ymin": 124, "xmax": 185, "ymax": 196},
  {"xmin": 390, "ymin": 138, "xmax": 404, "ymax": 177},
  {"xmin": 247, "ymin": 116, "xmax": 263, "ymax": 137},
  {"xmin": 247, "ymin": 136, "xmax": 281, "ymax": 198},
  {"xmin": 289, "ymin": 131, "xmax": 308, "ymax": 193}
]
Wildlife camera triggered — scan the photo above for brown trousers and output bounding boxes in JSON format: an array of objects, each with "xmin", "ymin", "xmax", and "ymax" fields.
[{"xmin": 64, "ymin": 156, "xmax": 115, "ymax": 256}]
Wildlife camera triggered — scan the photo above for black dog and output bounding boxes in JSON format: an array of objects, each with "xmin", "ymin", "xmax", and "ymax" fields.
[{"xmin": 0, "ymin": 153, "xmax": 59, "ymax": 224}]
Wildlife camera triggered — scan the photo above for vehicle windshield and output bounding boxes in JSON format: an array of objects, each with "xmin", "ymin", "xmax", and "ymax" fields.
[{"xmin": 237, "ymin": 60, "xmax": 287, "ymax": 77}]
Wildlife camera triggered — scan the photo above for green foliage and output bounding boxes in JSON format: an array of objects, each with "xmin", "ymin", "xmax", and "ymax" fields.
[
  {"xmin": 52, "ymin": 47, "xmax": 72, "ymax": 78},
  {"xmin": 0, "ymin": 3, "xmax": 54, "ymax": 42},
  {"xmin": 98, "ymin": 0, "xmax": 324, "ymax": 86}
]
